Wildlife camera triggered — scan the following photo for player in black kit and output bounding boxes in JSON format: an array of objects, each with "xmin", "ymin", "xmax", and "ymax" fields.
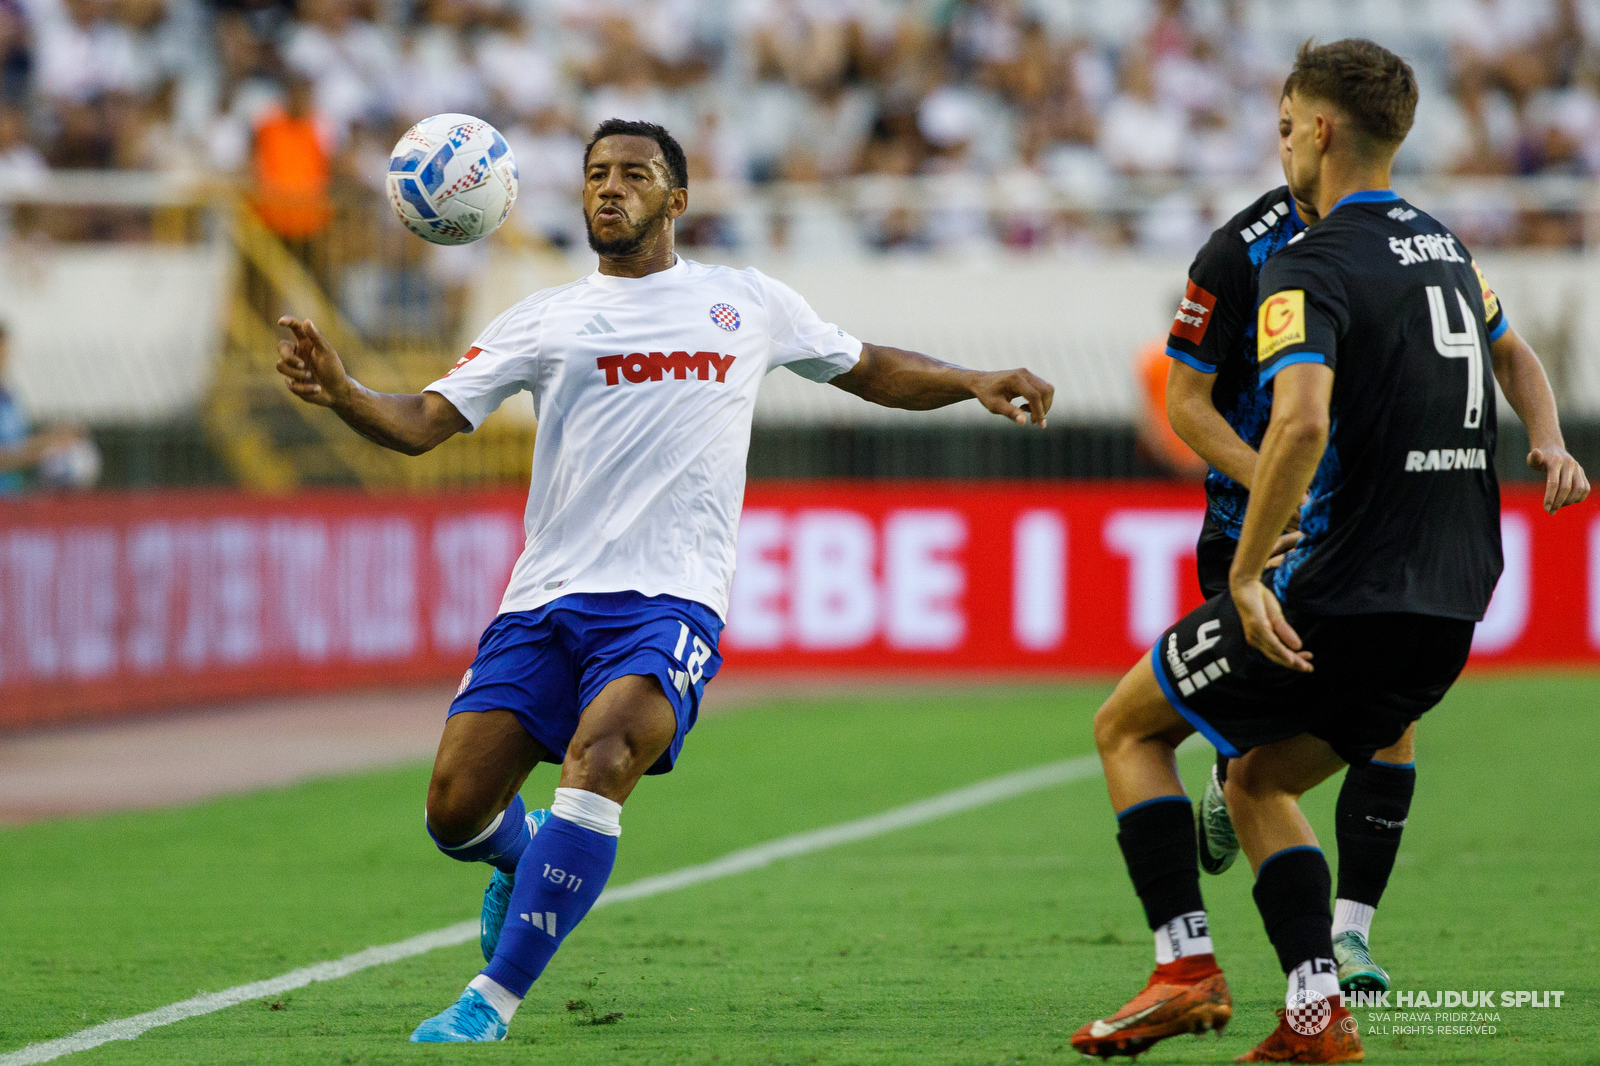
[
  {"xmin": 1160, "ymin": 103, "xmax": 1588, "ymax": 997},
  {"xmin": 1071, "ymin": 40, "xmax": 1587, "ymax": 1063}
]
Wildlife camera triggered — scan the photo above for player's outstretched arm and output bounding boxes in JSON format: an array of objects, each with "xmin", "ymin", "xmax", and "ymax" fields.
[
  {"xmin": 1489, "ymin": 327, "xmax": 1590, "ymax": 514},
  {"xmin": 828, "ymin": 343, "xmax": 1054, "ymax": 427},
  {"xmin": 275, "ymin": 317, "xmax": 469, "ymax": 456},
  {"xmin": 1229, "ymin": 362, "xmax": 1333, "ymax": 673}
]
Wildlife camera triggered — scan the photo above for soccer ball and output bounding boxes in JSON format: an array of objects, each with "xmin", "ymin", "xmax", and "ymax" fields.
[{"xmin": 386, "ymin": 114, "xmax": 518, "ymax": 245}]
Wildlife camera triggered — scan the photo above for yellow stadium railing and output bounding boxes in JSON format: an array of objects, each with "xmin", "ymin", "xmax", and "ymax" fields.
[{"xmin": 208, "ymin": 196, "xmax": 544, "ymax": 491}]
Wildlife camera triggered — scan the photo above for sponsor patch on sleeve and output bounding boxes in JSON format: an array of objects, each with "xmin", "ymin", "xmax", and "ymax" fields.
[
  {"xmin": 1257, "ymin": 289, "xmax": 1306, "ymax": 362},
  {"xmin": 1471, "ymin": 259, "xmax": 1501, "ymax": 324},
  {"xmin": 446, "ymin": 346, "xmax": 482, "ymax": 376},
  {"xmin": 1170, "ymin": 279, "xmax": 1218, "ymax": 344}
]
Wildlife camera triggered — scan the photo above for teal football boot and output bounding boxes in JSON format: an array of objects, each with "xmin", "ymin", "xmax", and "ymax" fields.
[
  {"xmin": 481, "ymin": 807, "xmax": 551, "ymax": 962},
  {"xmin": 409, "ymin": 987, "xmax": 506, "ymax": 1043},
  {"xmin": 1334, "ymin": 929, "xmax": 1391, "ymax": 994},
  {"xmin": 1196, "ymin": 762, "xmax": 1240, "ymax": 875}
]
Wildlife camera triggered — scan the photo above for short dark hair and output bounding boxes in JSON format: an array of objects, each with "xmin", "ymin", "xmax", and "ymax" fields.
[
  {"xmin": 583, "ymin": 119, "xmax": 688, "ymax": 191},
  {"xmin": 1283, "ymin": 38, "xmax": 1418, "ymax": 149}
]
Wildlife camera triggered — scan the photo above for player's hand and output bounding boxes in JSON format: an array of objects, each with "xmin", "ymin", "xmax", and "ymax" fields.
[
  {"xmin": 1231, "ymin": 577, "xmax": 1312, "ymax": 673},
  {"xmin": 1527, "ymin": 446, "xmax": 1590, "ymax": 514},
  {"xmin": 1265, "ymin": 530, "xmax": 1302, "ymax": 569},
  {"xmin": 969, "ymin": 368, "xmax": 1054, "ymax": 428},
  {"xmin": 276, "ymin": 317, "xmax": 351, "ymax": 409}
]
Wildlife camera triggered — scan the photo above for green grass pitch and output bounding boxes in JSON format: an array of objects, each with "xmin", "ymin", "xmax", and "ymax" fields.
[{"xmin": 2, "ymin": 676, "xmax": 1597, "ymax": 1064}]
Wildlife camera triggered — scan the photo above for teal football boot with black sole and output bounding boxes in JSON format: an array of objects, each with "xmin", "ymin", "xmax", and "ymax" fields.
[{"xmin": 1334, "ymin": 929, "xmax": 1391, "ymax": 993}]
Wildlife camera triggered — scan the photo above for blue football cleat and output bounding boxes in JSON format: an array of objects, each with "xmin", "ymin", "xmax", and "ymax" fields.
[
  {"xmin": 480, "ymin": 870, "xmax": 514, "ymax": 963},
  {"xmin": 480, "ymin": 808, "xmax": 551, "ymax": 963},
  {"xmin": 409, "ymin": 987, "xmax": 507, "ymax": 1043}
]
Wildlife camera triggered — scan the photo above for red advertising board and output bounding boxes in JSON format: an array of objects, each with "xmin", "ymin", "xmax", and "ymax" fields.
[{"xmin": 0, "ymin": 484, "xmax": 1592, "ymax": 727}]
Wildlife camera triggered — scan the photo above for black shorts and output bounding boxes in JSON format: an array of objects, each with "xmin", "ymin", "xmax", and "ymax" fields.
[
  {"xmin": 1195, "ymin": 514, "xmax": 1236, "ymax": 600},
  {"xmin": 1151, "ymin": 593, "xmax": 1473, "ymax": 765}
]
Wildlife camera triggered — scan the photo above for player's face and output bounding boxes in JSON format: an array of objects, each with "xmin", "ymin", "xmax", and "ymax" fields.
[
  {"xmin": 1277, "ymin": 95, "xmax": 1319, "ymax": 223},
  {"xmin": 1279, "ymin": 91, "xmax": 1322, "ymax": 210},
  {"xmin": 583, "ymin": 135, "xmax": 684, "ymax": 257}
]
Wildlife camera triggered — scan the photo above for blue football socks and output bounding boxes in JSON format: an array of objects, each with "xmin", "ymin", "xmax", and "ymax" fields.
[
  {"xmin": 428, "ymin": 793, "xmax": 531, "ymax": 875},
  {"xmin": 482, "ymin": 791, "xmax": 619, "ymax": 997}
]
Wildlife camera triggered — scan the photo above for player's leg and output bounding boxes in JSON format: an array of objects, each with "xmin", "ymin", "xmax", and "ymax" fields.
[
  {"xmin": 413, "ymin": 674, "xmax": 673, "ymax": 1042},
  {"xmin": 481, "ymin": 676, "xmax": 671, "ymax": 999},
  {"xmin": 1193, "ymin": 523, "xmax": 1242, "ymax": 875},
  {"xmin": 425, "ymin": 708, "xmax": 557, "ymax": 966},
  {"xmin": 1330, "ymin": 721, "xmax": 1414, "ymax": 993},
  {"xmin": 1227, "ymin": 735, "xmax": 1363, "ymax": 1062},
  {"xmin": 1070, "ymin": 656, "xmax": 1233, "ymax": 1058},
  {"xmin": 415, "ymin": 593, "xmax": 724, "ymax": 1043}
]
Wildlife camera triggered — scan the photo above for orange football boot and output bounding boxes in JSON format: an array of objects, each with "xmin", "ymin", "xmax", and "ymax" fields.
[
  {"xmin": 1070, "ymin": 953, "xmax": 1232, "ymax": 1059},
  {"xmin": 1236, "ymin": 1003, "xmax": 1364, "ymax": 1063}
]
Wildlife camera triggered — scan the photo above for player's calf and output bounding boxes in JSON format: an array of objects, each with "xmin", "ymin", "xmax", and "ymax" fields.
[
  {"xmin": 1071, "ymin": 795, "xmax": 1232, "ymax": 1057},
  {"xmin": 1331, "ymin": 754, "xmax": 1413, "ymax": 993},
  {"xmin": 414, "ymin": 787, "xmax": 625, "ymax": 1040},
  {"xmin": 1335, "ymin": 756, "xmax": 1414, "ymax": 913},
  {"xmin": 481, "ymin": 788, "xmax": 621, "ymax": 1001},
  {"xmin": 1237, "ymin": 846, "xmax": 1364, "ymax": 1062}
]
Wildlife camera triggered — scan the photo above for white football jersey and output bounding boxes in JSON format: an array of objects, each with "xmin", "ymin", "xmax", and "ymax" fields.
[{"xmin": 425, "ymin": 257, "xmax": 862, "ymax": 620}]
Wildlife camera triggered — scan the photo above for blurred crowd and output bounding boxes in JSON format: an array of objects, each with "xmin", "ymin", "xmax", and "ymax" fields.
[{"xmin": 0, "ymin": 0, "xmax": 1596, "ymax": 267}]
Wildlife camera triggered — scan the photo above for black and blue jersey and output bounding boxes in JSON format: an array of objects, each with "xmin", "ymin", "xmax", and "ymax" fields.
[
  {"xmin": 1165, "ymin": 186, "xmax": 1306, "ymax": 540},
  {"xmin": 1256, "ymin": 190, "xmax": 1506, "ymax": 619}
]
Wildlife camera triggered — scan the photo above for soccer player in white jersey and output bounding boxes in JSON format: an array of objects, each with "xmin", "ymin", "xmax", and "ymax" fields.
[{"xmin": 275, "ymin": 118, "xmax": 1054, "ymax": 1043}]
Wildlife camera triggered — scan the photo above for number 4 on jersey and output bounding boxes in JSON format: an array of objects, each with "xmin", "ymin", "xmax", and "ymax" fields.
[{"xmin": 1426, "ymin": 285, "xmax": 1485, "ymax": 429}]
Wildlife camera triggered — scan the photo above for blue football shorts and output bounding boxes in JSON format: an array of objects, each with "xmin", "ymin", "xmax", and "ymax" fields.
[{"xmin": 447, "ymin": 591, "xmax": 724, "ymax": 775}]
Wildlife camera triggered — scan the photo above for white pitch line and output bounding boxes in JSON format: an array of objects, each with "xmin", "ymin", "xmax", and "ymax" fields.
[{"xmin": 0, "ymin": 749, "xmax": 1121, "ymax": 1066}]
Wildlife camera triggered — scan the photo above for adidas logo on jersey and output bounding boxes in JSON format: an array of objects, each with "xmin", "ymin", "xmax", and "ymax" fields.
[
  {"xmin": 577, "ymin": 313, "xmax": 617, "ymax": 335},
  {"xmin": 596, "ymin": 351, "xmax": 736, "ymax": 386},
  {"xmin": 1405, "ymin": 448, "xmax": 1488, "ymax": 471},
  {"xmin": 1238, "ymin": 199, "xmax": 1291, "ymax": 242}
]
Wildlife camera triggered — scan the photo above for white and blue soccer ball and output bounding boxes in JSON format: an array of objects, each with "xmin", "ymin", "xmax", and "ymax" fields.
[{"xmin": 386, "ymin": 114, "xmax": 518, "ymax": 245}]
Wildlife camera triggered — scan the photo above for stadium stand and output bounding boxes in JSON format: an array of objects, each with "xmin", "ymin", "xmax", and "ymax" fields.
[{"xmin": 0, "ymin": 0, "xmax": 1599, "ymax": 486}]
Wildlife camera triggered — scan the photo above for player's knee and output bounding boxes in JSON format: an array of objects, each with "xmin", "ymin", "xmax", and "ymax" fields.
[
  {"xmin": 425, "ymin": 771, "xmax": 495, "ymax": 845},
  {"xmin": 1223, "ymin": 757, "xmax": 1288, "ymax": 808},
  {"xmin": 1092, "ymin": 700, "xmax": 1133, "ymax": 756},
  {"xmin": 1224, "ymin": 755, "xmax": 1262, "ymax": 803},
  {"xmin": 564, "ymin": 731, "xmax": 638, "ymax": 788},
  {"xmin": 1375, "ymin": 727, "xmax": 1415, "ymax": 764}
]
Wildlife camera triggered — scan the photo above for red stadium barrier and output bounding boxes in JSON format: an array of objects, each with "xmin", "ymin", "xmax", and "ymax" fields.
[{"xmin": 0, "ymin": 484, "xmax": 1592, "ymax": 727}]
